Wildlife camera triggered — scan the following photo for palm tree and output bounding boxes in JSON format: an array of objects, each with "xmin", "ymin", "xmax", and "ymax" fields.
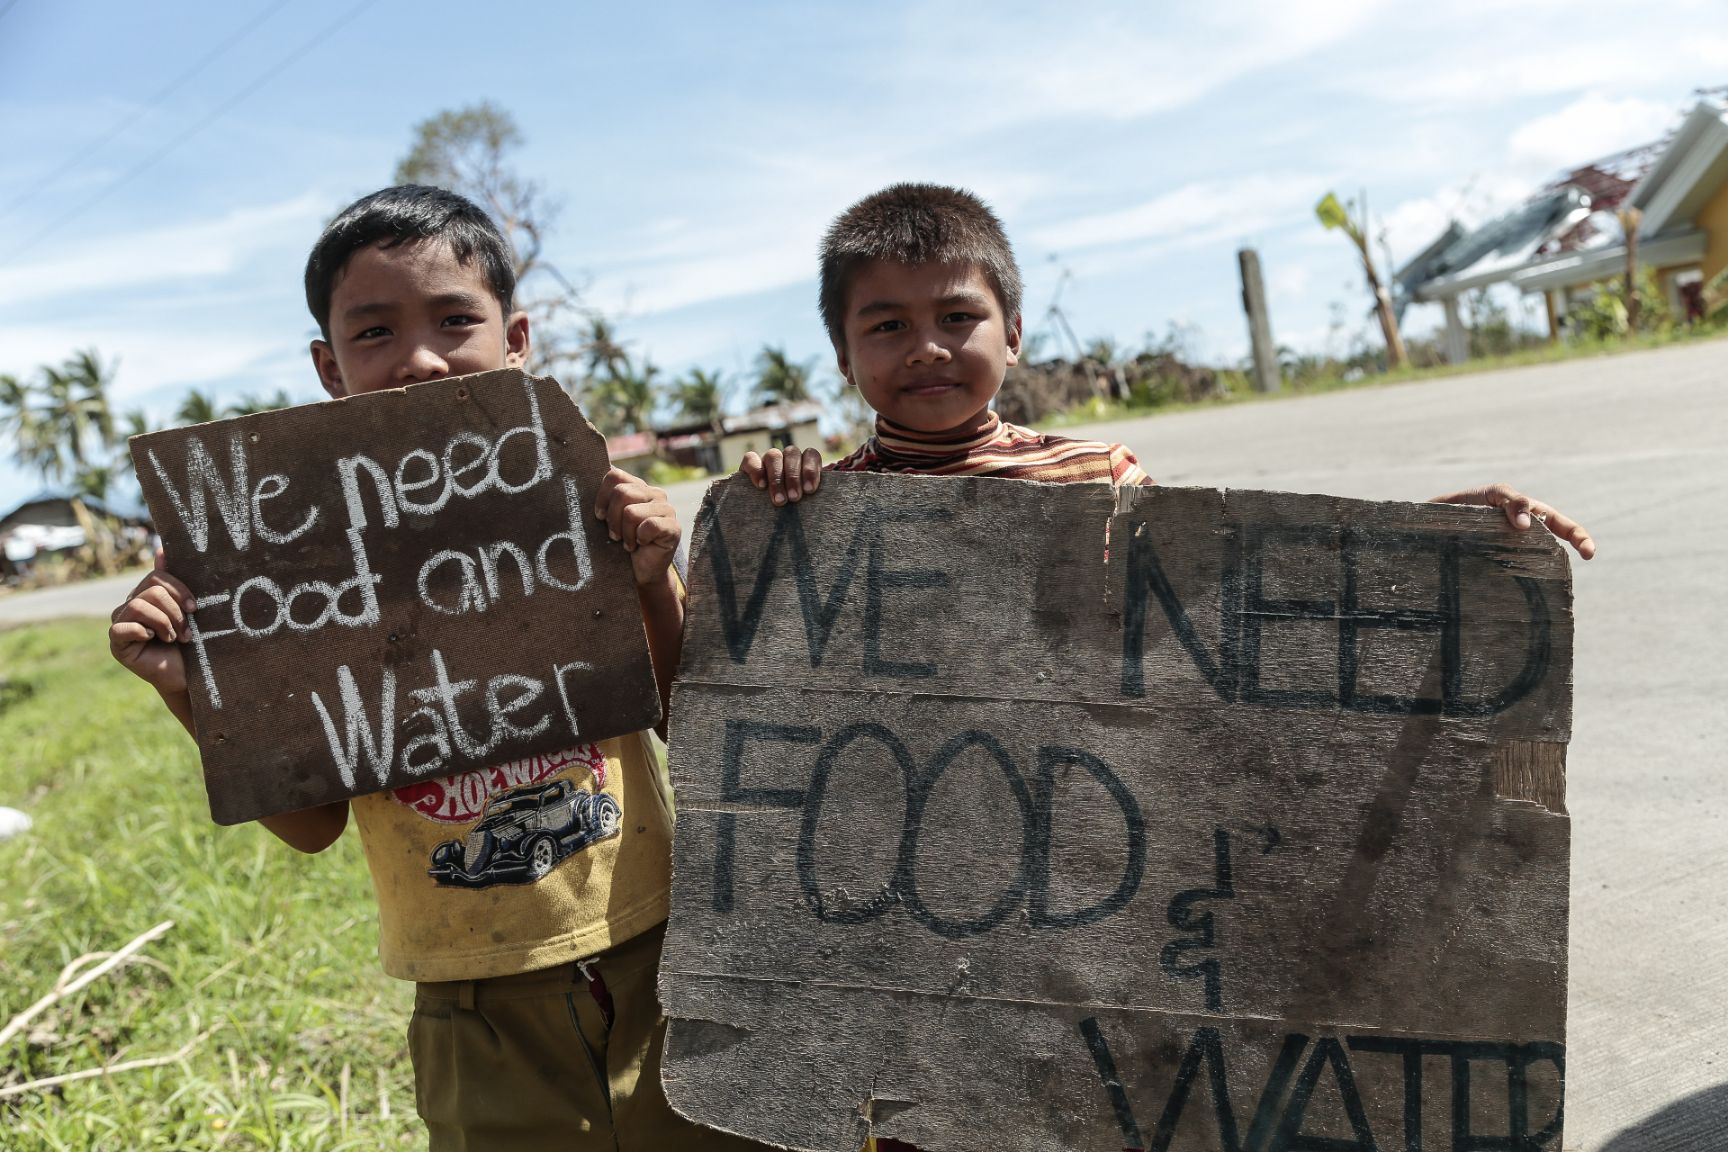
[
  {"xmin": 604, "ymin": 362, "xmax": 661, "ymax": 434},
  {"xmin": 0, "ymin": 373, "xmax": 51, "ymax": 477},
  {"xmin": 228, "ymin": 389, "xmax": 295, "ymax": 416},
  {"xmin": 36, "ymin": 349, "xmax": 115, "ymax": 482},
  {"xmin": 74, "ymin": 464, "xmax": 114, "ymax": 504},
  {"xmin": 7, "ymin": 350, "xmax": 124, "ymax": 573},
  {"xmin": 672, "ymin": 367, "xmax": 727, "ymax": 430},
  {"xmin": 582, "ymin": 316, "xmax": 631, "ymax": 383},
  {"xmin": 111, "ymin": 408, "xmax": 153, "ymax": 487},
  {"xmin": 175, "ymin": 389, "xmax": 225, "ymax": 426},
  {"xmin": 753, "ymin": 345, "xmax": 813, "ymax": 407}
]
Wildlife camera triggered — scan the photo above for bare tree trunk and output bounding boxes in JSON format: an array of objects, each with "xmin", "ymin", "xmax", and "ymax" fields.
[
  {"xmin": 1362, "ymin": 250, "xmax": 1409, "ymax": 369},
  {"xmin": 68, "ymin": 496, "xmax": 117, "ymax": 576},
  {"xmin": 1621, "ymin": 206, "xmax": 1643, "ymax": 333},
  {"xmin": 1624, "ymin": 230, "xmax": 1641, "ymax": 332}
]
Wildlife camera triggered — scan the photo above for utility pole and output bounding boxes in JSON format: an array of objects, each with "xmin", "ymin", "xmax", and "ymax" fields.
[{"xmin": 1238, "ymin": 248, "xmax": 1280, "ymax": 393}]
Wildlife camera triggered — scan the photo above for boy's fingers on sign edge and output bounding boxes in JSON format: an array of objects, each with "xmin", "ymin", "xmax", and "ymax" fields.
[
  {"xmin": 635, "ymin": 514, "xmax": 678, "ymax": 548},
  {"xmin": 140, "ymin": 585, "xmax": 186, "ymax": 635},
  {"xmin": 114, "ymin": 599, "xmax": 172, "ymax": 645},
  {"xmin": 592, "ymin": 468, "xmax": 616, "ymax": 519},
  {"xmin": 764, "ymin": 450, "xmax": 787, "ymax": 504},
  {"xmin": 1535, "ymin": 504, "xmax": 1596, "ymax": 560},
  {"xmin": 156, "ymin": 569, "xmax": 198, "ymax": 614},
  {"xmin": 739, "ymin": 451, "xmax": 766, "ymax": 485},
  {"xmin": 110, "ymin": 619, "xmax": 152, "ymax": 651}
]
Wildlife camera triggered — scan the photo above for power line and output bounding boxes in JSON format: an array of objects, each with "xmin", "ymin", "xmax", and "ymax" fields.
[
  {"xmin": 0, "ymin": 1, "xmax": 20, "ymax": 26},
  {"xmin": 0, "ymin": 0, "xmax": 296, "ymax": 222},
  {"xmin": 2, "ymin": 0, "xmax": 381, "ymax": 265}
]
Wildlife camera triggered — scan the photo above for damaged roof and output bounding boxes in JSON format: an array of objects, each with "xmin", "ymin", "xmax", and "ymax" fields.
[{"xmin": 1392, "ymin": 94, "xmax": 1728, "ymax": 302}]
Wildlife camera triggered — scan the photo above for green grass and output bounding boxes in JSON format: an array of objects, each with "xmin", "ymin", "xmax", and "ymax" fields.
[
  {"xmin": 1038, "ymin": 323, "xmax": 1728, "ymax": 432},
  {"xmin": 0, "ymin": 620, "xmax": 418, "ymax": 1150}
]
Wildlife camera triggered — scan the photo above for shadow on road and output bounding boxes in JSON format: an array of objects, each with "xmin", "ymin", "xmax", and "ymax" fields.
[{"xmin": 1600, "ymin": 1084, "xmax": 1728, "ymax": 1151}]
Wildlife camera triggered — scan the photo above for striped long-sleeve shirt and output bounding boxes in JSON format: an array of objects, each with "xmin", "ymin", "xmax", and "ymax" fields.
[{"xmin": 827, "ymin": 412, "xmax": 1152, "ymax": 485}]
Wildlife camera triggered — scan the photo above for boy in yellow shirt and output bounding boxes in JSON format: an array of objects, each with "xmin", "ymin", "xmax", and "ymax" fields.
[{"xmin": 109, "ymin": 185, "xmax": 766, "ymax": 1152}]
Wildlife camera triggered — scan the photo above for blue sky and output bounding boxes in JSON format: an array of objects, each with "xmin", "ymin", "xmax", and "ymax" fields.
[{"xmin": 2, "ymin": 0, "xmax": 1725, "ymax": 510}]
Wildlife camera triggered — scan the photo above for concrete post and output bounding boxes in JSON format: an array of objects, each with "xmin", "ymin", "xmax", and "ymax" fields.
[
  {"xmin": 1442, "ymin": 295, "xmax": 1469, "ymax": 365},
  {"xmin": 1238, "ymin": 248, "xmax": 1280, "ymax": 393}
]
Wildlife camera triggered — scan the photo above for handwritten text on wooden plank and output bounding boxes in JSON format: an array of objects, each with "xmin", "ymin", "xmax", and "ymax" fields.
[
  {"xmin": 660, "ymin": 475, "xmax": 1571, "ymax": 1152},
  {"xmin": 132, "ymin": 370, "xmax": 658, "ymax": 825}
]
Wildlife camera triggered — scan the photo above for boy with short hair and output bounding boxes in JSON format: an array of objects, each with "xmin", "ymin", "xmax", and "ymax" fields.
[
  {"xmin": 109, "ymin": 185, "xmax": 766, "ymax": 1152},
  {"xmin": 747, "ymin": 182, "xmax": 1594, "ymax": 1152},
  {"xmin": 745, "ymin": 181, "xmax": 1595, "ymax": 561}
]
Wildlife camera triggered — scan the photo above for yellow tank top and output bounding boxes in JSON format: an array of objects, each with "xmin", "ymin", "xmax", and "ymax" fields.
[{"xmin": 351, "ymin": 732, "xmax": 675, "ymax": 982}]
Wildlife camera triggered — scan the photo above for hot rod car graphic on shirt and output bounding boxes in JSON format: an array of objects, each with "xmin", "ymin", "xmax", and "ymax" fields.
[{"xmin": 428, "ymin": 778, "xmax": 623, "ymax": 888}]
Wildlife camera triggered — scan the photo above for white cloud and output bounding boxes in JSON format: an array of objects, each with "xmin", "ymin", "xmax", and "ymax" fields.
[
  {"xmin": 572, "ymin": 143, "xmax": 1062, "ymax": 319},
  {"xmin": 592, "ymin": 237, "xmax": 815, "ymax": 318},
  {"xmin": 964, "ymin": 0, "xmax": 1386, "ymax": 125},
  {"xmin": 1508, "ymin": 92, "xmax": 1679, "ymax": 174},
  {"xmin": 1337, "ymin": 2, "xmax": 1728, "ymax": 107},
  {"xmin": 1029, "ymin": 174, "xmax": 1330, "ymax": 253},
  {"xmin": 0, "ymin": 323, "xmax": 309, "ymax": 409},
  {"xmin": 0, "ymin": 194, "xmax": 327, "ymax": 307}
]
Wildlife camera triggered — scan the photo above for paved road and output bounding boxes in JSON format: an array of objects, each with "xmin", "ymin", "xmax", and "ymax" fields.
[
  {"xmin": 0, "ymin": 571, "xmax": 143, "ymax": 626},
  {"xmin": 4, "ymin": 340, "xmax": 1722, "ymax": 1148}
]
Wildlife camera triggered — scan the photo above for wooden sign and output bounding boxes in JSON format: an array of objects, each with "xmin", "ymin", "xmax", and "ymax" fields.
[
  {"xmin": 132, "ymin": 370, "xmax": 659, "ymax": 825},
  {"xmin": 661, "ymin": 474, "xmax": 1571, "ymax": 1152}
]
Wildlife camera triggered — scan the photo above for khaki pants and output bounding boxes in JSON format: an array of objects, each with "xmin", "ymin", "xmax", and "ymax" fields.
[{"xmin": 409, "ymin": 921, "xmax": 770, "ymax": 1152}]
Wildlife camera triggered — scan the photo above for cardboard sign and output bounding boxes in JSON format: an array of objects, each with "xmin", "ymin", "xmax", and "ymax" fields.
[
  {"xmin": 660, "ymin": 474, "xmax": 1571, "ymax": 1152},
  {"xmin": 132, "ymin": 370, "xmax": 659, "ymax": 825}
]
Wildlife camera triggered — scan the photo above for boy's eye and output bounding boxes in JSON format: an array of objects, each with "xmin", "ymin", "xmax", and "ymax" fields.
[
  {"xmin": 943, "ymin": 312, "xmax": 977, "ymax": 324},
  {"xmin": 356, "ymin": 326, "xmax": 390, "ymax": 340},
  {"xmin": 870, "ymin": 319, "xmax": 905, "ymax": 334},
  {"xmin": 442, "ymin": 314, "xmax": 480, "ymax": 328}
]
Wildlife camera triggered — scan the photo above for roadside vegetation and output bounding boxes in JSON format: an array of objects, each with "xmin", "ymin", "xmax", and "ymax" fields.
[
  {"xmin": 0, "ymin": 619, "xmax": 417, "ymax": 1150},
  {"xmin": 1018, "ymin": 290, "xmax": 1728, "ymax": 434}
]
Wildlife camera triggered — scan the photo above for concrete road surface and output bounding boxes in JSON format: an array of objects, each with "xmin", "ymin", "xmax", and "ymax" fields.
[
  {"xmin": 3, "ymin": 340, "xmax": 1722, "ymax": 1148},
  {"xmin": 0, "ymin": 570, "xmax": 144, "ymax": 626}
]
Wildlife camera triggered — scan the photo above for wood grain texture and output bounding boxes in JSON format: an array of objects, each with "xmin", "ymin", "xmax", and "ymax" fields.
[
  {"xmin": 131, "ymin": 370, "xmax": 659, "ymax": 825},
  {"xmin": 662, "ymin": 473, "xmax": 1572, "ymax": 1151}
]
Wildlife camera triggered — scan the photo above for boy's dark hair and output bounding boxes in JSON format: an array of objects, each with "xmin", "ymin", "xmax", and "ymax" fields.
[
  {"xmin": 818, "ymin": 183, "xmax": 1023, "ymax": 348},
  {"xmin": 304, "ymin": 185, "xmax": 517, "ymax": 339}
]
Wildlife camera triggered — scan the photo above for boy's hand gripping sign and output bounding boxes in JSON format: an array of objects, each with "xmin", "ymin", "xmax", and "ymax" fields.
[
  {"xmin": 661, "ymin": 474, "xmax": 1571, "ymax": 1152},
  {"xmin": 131, "ymin": 370, "xmax": 660, "ymax": 825}
]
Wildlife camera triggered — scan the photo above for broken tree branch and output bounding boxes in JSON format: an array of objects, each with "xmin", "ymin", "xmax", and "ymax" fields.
[
  {"xmin": 0, "ymin": 920, "xmax": 174, "ymax": 1049},
  {"xmin": 0, "ymin": 1028, "xmax": 212, "ymax": 1100}
]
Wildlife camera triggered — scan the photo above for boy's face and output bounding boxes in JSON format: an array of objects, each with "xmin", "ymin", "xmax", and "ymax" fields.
[
  {"xmin": 836, "ymin": 259, "xmax": 1021, "ymax": 436},
  {"xmin": 311, "ymin": 238, "xmax": 530, "ymax": 399}
]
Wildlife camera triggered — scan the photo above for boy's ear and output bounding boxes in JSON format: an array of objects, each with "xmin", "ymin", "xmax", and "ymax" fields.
[
  {"xmin": 833, "ymin": 340, "xmax": 852, "ymax": 386},
  {"xmin": 310, "ymin": 340, "xmax": 347, "ymax": 399},
  {"xmin": 505, "ymin": 309, "xmax": 531, "ymax": 369},
  {"xmin": 1005, "ymin": 312, "xmax": 1023, "ymax": 367}
]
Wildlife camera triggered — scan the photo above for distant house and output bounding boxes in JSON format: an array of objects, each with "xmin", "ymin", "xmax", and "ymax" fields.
[
  {"xmin": 0, "ymin": 489, "xmax": 151, "ymax": 580},
  {"xmin": 657, "ymin": 401, "xmax": 824, "ymax": 475},
  {"xmin": 604, "ymin": 431, "xmax": 660, "ymax": 475},
  {"xmin": 1398, "ymin": 93, "xmax": 1728, "ymax": 360}
]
